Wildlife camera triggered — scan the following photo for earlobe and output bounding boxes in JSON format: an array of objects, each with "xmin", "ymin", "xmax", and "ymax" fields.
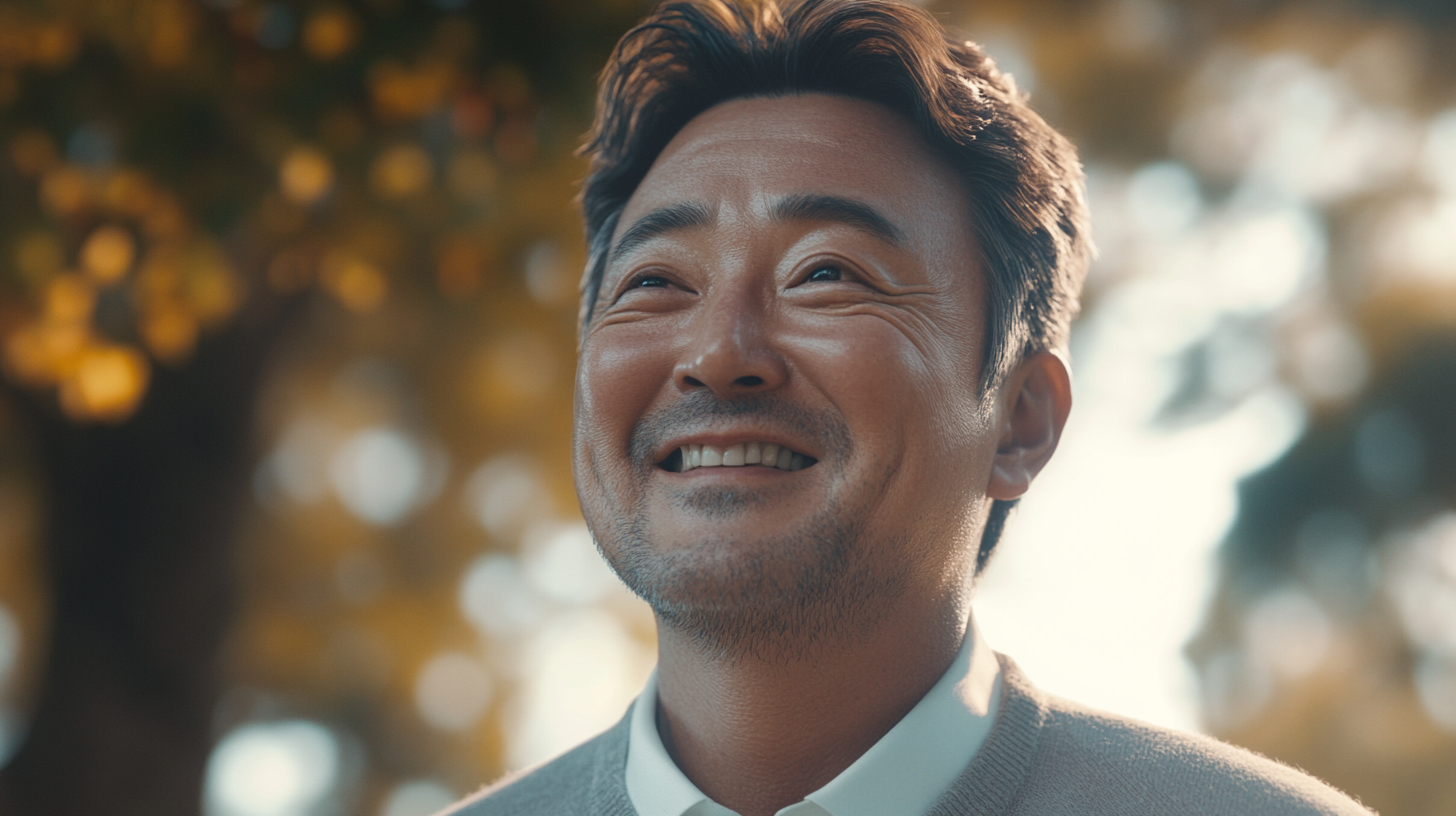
[{"xmin": 986, "ymin": 351, "xmax": 1073, "ymax": 501}]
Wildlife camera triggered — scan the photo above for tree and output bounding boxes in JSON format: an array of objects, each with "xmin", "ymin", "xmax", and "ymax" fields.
[{"xmin": 0, "ymin": 2, "xmax": 644, "ymax": 813}]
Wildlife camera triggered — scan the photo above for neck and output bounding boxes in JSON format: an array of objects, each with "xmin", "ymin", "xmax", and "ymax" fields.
[{"xmin": 652, "ymin": 593, "xmax": 970, "ymax": 816}]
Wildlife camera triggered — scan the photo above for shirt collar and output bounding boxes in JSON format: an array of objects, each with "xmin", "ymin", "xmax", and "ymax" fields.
[{"xmin": 624, "ymin": 612, "xmax": 1002, "ymax": 816}]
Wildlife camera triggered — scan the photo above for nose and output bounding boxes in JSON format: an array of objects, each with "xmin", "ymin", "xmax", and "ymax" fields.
[{"xmin": 673, "ymin": 291, "xmax": 788, "ymax": 397}]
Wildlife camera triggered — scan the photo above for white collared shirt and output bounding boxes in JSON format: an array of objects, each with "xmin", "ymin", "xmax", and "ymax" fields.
[{"xmin": 625, "ymin": 614, "xmax": 1003, "ymax": 816}]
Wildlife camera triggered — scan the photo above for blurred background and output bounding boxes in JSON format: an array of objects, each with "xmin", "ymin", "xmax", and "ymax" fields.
[{"xmin": 1, "ymin": 0, "xmax": 1455, "ymax": 814}]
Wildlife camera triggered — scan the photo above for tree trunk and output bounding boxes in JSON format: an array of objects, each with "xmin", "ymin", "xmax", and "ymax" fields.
[{"xmin": 0, "ymin": 308, "xmax": 288, "ymax": 816}]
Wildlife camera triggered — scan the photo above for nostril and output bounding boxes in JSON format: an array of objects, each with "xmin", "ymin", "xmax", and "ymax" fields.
[
  {"xmin": 683, "ymin": 375, "xmax": 705, "ymax": 387},
  {"xmin": 735, "ymin": 375, "xmax": 764, "ymax": 387}
]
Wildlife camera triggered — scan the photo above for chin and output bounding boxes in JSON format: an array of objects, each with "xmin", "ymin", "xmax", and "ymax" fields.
[{"xmin": 595, "ymin": 505, "xmax": 910, "ymax": 662}]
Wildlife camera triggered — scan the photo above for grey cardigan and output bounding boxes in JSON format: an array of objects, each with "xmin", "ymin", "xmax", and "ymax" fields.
[{"xmin": 446, "ymin": 655, "xmax": 1373, "ymax": 815}]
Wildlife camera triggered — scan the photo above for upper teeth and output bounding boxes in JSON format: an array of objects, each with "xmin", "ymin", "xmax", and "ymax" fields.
[{"xmin": 678, "ymin": 442, "xmax": 812, "ymax": 473}]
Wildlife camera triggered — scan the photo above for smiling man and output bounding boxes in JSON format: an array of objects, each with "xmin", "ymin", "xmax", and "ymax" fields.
[{"xmin": 446, "ymin": 2, "xmax": 1372, "ymax": 815}]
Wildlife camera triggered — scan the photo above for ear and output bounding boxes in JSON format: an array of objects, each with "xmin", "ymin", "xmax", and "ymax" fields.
[{"xmin": 987, "ymin": 351, "xmax": 1073, "ymax": 501}]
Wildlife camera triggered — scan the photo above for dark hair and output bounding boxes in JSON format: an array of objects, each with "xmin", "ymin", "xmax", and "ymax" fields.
[{"xmin": 578, "ymin": 0, "xmax": 1090, "ymax": 571}]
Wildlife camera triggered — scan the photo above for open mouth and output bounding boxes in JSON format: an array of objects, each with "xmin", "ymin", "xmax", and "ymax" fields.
[{"xmin": 658, "ymin": 441, "xmax": 817, "ymax": 473}]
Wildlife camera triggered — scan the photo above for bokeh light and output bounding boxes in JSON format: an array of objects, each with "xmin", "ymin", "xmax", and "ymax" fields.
[
  {"xmin": 463, "ymin": 454, "xmax": 549, "ymax": 539},
  {"xmin": 329, "ymin": 427, "xmax": 442, "ymax": 527},
  {"xmin": 204, "ymin": 721, "xmax": 341, "ymax": 816},
  {"xmin": 302, "ymin": 8, "xmax": 357, "ymax": 62},
  {"xmin": 319, "ymin": 251, "xmax": 388, "ymax": 314},
  {"xmin": 58, "ymin": 344, "xmax": 150, "ymax": 423},
  {"xmin": 505, "ymin": 609, "xmax": 651, "ymax": 770},
  {"xmin": 379, "ymin": 780, "xmax": 456, "ymax": 816},
  {"xmin": 459, "ymin": 554, "xmax": 543, "ymax": 639},
  {"xmin": 279, "ymin": 148, "xmax": 335, "ymax": 207},
  {"xmin": 370, "ymin": 145, "xmax": 434, "ymax": 199},
  {"xmin": 79, "ymin": 225, "xmax": 135, "ymax": 285},
  {"xmin": 414, "ymin": 651, "xmax": 492, "ymax": 733},
  {"xmin": 520, "ymin": 522, "xmax": 616, "ymax": 606}
]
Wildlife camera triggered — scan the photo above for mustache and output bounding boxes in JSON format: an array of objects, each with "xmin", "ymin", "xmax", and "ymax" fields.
[{"xmin": 628, "ymin": 391, "xmax": 852, "ymax": 466}]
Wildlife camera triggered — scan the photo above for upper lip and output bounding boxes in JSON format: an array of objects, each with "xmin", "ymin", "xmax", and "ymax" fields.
[{"xmin": 651, "ymin": 429, "xmax": 819, "ymax": 464}]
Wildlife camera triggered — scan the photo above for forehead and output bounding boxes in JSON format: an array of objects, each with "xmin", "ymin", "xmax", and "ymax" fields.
[{"xmin": 618, "ymin": 93, "xmax": 974, "ymax": 249}]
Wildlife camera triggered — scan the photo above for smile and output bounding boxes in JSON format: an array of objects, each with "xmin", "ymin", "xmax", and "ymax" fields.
[{"xmin": 661, "ymin": 441, "xmax": 817, "ymax": 473}]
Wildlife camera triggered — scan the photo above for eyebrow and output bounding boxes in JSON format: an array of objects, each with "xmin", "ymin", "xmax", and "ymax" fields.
[
  {"xmin": 610, "ymin": 202, "xmax": 713, "ymax": 261},
  {"xmin": 607, "ymin": 193, "xmax": 905, "ymax": 263},
  {"xmin": 769, "ymin": 193, "xmax": 906, "ymax": 248}
]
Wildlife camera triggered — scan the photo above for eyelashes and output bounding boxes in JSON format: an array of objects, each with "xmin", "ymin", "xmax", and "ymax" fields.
[
  {"xmin": 610, "ymin": 257, "xmax": 868, "ymax": 306},
  {"xmin": 609, "ymin": 271, "xmax": 692, "ymax": 306}
]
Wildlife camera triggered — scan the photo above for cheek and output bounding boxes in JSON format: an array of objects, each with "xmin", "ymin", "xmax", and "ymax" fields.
[
  {"xmin": 785, "ymin": 316, "xmax": 988, "ymax": 497},
  {"xmin": 788, "ymin": 315, "xmax": 974, "ymax": 437},
  {"xmin": 574, "ymin": 327, "xmax": 678, "ymax": 468},
  {"xmin": 783, "ymin": 320, "xmax": 926, "ymax": 473}
]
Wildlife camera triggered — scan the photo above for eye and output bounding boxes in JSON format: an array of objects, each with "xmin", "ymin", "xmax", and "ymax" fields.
[
  {"xmin": 806, "ymin": 265, "xmax": 842, "ymax": 283},
  {"xmin": 611, "ymin": 271, "xmax": 686, "ymax": 306}
]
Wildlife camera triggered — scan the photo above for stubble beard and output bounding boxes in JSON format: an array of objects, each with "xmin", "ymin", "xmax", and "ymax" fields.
[{"xmin": 591, "ymin": 394, "xmax": 909, "ymax": 664}]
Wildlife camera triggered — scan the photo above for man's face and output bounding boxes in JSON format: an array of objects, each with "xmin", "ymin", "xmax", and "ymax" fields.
[{"xmin": 574, "ymin": 94, "xmax": 999, "ymax": 653}]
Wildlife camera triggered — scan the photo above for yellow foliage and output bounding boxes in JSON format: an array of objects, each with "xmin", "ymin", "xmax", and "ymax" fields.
[
  {"xmin": 2, "ymin": 321, "xmax": 88, "ymax": 387},
  {"xmin": 141, "ymin": 304, "xmax": 199, "ymax": 365},
  {"xmin": 29, "ymin": 23, "xmax": 79, "ymax": 69},
  {"xmin": 40, "ymin": 165, "xmax": 94, "ymax": 217},
  {"xmin": 103, "ymin": 170, "xmax": 157, "ymax": 218},
  {"xmin": 13, "ymin": 232, "xmax": 64, "ymax": 284},
  {"xmin": 280, "ymin": 146, "xmax": 335, "ymax": 205},
  {"xmin": 369, "ymin": 60, "xmax": 453, "ymax": 122},
  {"xmin": 0, "ymin": 15, "xmax": 79, "ymax": 71},
  {"xmin": 371, "ymin": 144, "xmax": 434, "ymax": 199},
  {"xmin": 80, "ymin": 225, "xmax": 136, "ymax": 285},
  {"xmin": 469, "ymin": 331, "xmax": 557, "ymax": 418},
  {"xmin": 136, "ymin": 248, "xmax": 182, "ymax": 301},
  {"xmin": 321, "ymin": 251, "xmax": 388, "ymax": 314},
  {"xmin": 141, "ymin": 194, "xmax": 186, "ymax": 240},
  {"xmin": 59, "ymin": 344, "xmax": 150, "ymax": 423},
  {"xmin": 185, "ymin": 244, "xmax": 242, "ymax": 326},
  {"xmin": 146, "ymin": 0, "xmax": 194, "ymax": 69},
  {"xmin": 303, "ymin": 8, "xmax": 357, "ymax": 62},
  {"xmin": 8, "ymin": 130, "xmax": 56, "ymax": 177},
  {"xmin": 44, "ymin": 275, "xmax": 95, "ymax": 325}
]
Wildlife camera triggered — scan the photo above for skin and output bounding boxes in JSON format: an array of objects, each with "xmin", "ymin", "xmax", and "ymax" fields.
[{"xmin": 573, "ymin": 94, "xmax": 1072, "ymax": 816}]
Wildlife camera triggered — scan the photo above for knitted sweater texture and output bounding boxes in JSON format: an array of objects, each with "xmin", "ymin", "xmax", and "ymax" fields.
[{"xmin": 445, "ymin": 655, "xmax": 1373, "ymax": 816}]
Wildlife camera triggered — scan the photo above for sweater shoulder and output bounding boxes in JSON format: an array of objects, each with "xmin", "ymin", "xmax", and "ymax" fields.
[
  {"xmin": 1023, "ymin": 690, "xmax": 1373, "ymax": 816},
  {"xmin": 440, "ymin": 714, "xmax": 634, "ymax": 816}
]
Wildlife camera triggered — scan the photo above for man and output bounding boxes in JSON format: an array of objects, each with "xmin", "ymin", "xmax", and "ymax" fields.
[{"xmin": 448, "ymin": 1, "xmax": 1372, "ymax": 814}]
